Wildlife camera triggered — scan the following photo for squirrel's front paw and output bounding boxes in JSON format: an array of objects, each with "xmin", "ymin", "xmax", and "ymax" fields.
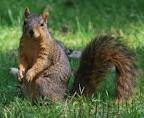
[
  {"xmin": 18, "ymin": 69, "xmax": 25, "ymax": 82},
  {"xmin": 26, "ymin": 69, "xmax": 35, "ymax": 82}
]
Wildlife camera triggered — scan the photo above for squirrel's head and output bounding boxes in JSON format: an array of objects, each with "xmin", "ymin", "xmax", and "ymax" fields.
[{"xmin": 23, "ymin": 8, "xmax": 49, "ymax": 39}]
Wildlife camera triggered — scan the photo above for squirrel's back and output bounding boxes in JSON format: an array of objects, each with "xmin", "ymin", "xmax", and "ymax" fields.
[{"xmin": 71, "ymin": 34, "xmax": 137, "ymax": 102}]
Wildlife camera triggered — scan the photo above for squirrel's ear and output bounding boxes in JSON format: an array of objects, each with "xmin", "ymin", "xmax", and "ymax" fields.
[
  {"xmin": 24, "ymin": 8, "xmax": 30, "ymax": 18},
  {"xmin": 42, "ymin": 11, "xmax": 49, "ymax": 23}
]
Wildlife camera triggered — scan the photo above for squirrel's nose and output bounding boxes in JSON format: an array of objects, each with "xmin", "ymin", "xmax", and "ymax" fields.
[{"xmin": 29, "ymin": 30, "xmax": 34, "ymax": 36}]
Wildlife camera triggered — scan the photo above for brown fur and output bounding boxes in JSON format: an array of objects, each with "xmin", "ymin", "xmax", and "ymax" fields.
[
  {"xmin": 71, "ymin": 34, "xmax": 137, "ymax": 102},
  {"xmin": 18, "ymin": 8, "xmax": 71, "ymax": 102}
]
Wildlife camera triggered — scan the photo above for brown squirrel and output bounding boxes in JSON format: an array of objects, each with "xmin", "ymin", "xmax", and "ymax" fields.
[
  {"xmin": 18, "ymin": 8, "xmax": 137, "ymax": 103},
  {"xmin": 18, "ymin": 8, "xmax": 71, "ymax": 102},
  {"xmin": 71, "ymin": 34, "xmax": 138, "ymax": 102}
]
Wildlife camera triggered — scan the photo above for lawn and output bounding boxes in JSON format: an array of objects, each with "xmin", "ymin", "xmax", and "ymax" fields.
[{"xmin": 0, "ymin": 0, "xmax": 144, "ymax": 117}]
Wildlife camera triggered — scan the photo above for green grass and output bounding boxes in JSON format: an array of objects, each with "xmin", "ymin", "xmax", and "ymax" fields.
[{"xmin": 0, "ymin": 0, "xmax": 144, "ymax": 117}]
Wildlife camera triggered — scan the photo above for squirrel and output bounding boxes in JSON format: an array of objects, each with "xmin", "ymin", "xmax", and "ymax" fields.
[
  {"xmin": 18, "ymin": 8, "xmax": 71, "ymax": 102},
  {"xmin": 18, "ymin": 8, "xmax": 137, "ymax": 103},
  {"xmin": 71, "ymin": 34, "xmax": 138, "ymax": 102}
]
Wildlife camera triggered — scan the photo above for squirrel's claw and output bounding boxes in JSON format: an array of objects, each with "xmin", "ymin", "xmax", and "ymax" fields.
[
  {"xmin": 18, "ymin": 70, "xmax": 24, "ymax": 81},
  {"xmin": 26, "ymin": 70, "xmax": 34, "ymax": 82}
]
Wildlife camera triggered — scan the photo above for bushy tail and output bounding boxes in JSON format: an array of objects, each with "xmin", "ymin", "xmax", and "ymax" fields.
[{"xmin": 71, "ymin": 34, "xmax": 138, "ymax": 101}]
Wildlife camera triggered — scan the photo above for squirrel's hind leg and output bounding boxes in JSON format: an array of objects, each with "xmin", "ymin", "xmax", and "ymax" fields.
[{"xmin": 35, "ymin": 76, "xmax": 66, "ymax": 103}]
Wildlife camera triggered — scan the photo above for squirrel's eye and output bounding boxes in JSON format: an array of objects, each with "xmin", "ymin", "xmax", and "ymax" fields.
[{"xmin": 40, "ymin": 23, "xmax": 44, "ymax": 26}]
